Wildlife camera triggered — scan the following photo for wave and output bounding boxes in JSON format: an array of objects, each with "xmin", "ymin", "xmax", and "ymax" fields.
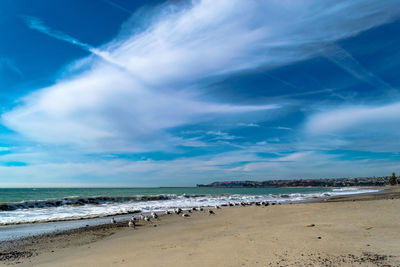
[{"xmin": 0, "ymin": 194, "xmax": 177, "ymax": 211}]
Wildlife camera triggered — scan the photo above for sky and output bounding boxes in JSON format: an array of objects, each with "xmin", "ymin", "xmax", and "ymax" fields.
[{"xmin": 0, "ymin": 0, "xmax": 400, "ymax": 187}]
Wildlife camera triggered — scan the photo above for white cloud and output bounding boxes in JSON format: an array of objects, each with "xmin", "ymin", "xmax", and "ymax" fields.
[
  {"xmin": 4, "ymin": 0, "xmax": 400, "ymax": 154},
  {"xmin": 237, "ymin": 123, "xmax": 260, "ymax": 127},
  {"xmin": 303, "ymin": 101, "xmax": 400, "ymax": 152},
  {"xmin": 306, "ymin": 102, "xmax": 400, "ymax": 136}
]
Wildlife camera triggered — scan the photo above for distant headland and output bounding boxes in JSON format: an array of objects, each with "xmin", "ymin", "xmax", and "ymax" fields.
[{"xmin": 197, "ymin": 177, "xmax": 391, "ymax": 188}]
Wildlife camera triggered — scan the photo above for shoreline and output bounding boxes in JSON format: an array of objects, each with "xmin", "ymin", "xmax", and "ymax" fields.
[
  {"xmin": 0, "ymin": 187, "xmax": 382, "ymax": 242},
  {"xmin": 0, "ymin": 186, "xmax": 381, "ymax": 227},
  {"xmin": 1, "ymin": 187, "xmax": 399, "ymax": 266}
]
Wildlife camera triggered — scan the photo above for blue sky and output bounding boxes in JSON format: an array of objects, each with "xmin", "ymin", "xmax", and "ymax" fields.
[{"xmin": 0, "ymin": 0, "xmax": 400, "ymax": 187}]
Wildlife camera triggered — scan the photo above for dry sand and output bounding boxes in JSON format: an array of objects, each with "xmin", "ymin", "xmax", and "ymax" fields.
[{"xmin": 1, "ymin": 191, "xmax": 400, "ymax": 266}]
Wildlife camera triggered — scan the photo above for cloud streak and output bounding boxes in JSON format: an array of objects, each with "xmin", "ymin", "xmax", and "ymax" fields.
[{"xmin": 0, "ymin": 57, "xmax": 23, "ymax": 77}]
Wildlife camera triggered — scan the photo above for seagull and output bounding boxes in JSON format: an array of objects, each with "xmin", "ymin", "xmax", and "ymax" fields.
[
  {"xmin": 128, "ymin": 220, "xmax": 135, "ymax": 228},
  {"xmin": 144, "ymin": 216, "xmax": 151, "ymax": 222},
  {"xmin": 209, "ymin": 210, "xmax": 215, "ymax": 215},
  {"xmin": 111, "ymin": 218, "xmax": 116, "ymax": 224},
  {"xmin": 215, "ymin": 205, "xmax": 221, "ymax": 209},
  {"xmin": 175, "ymin": 208, "xmax": 182, "ymax": 214},
  {"xmin": 182, "ymin": 213, "xmax": 190, "ymax": 217},
  {"xmin": 165, "ymin": 210, "xmax": 171, "ymax": 215},
  {"xmin": 152, "ymin": 213, "xmax": 158, "ymax": 219},
  {"xmin": 198, "ymin": 207, "xmax": 203, "ymax": 211},
  {"xmin": 139, "ymin": 214, "xmax": 144, "ymax": 220}
]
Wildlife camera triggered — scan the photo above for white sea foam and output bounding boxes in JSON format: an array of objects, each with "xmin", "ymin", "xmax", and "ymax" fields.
[{"xmin": 0, "ymin": 188, "xmax": 379, "ymax": 225}]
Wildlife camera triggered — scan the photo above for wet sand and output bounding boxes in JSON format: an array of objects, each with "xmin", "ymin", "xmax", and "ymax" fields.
[{"xmin": 1, "ymin": 188, "xmax": 400, "ymax": 266}]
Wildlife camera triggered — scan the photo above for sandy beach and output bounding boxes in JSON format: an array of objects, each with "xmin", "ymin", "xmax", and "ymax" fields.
[{"xmin": 1, "ymin": 189, "xmax": 400, "ymax": 267}]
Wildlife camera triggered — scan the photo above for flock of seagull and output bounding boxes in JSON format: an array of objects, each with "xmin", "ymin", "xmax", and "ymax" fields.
[{"xmin": 110, "ymin": 200, "xmax": 277, "ymax": 229}]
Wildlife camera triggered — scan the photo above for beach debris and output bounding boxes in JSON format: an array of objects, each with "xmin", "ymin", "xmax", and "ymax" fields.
[
  {"xmin": 182, "ymin": 213, "xmax": 190, "ymax": 217},
  {"xmin": 317, "ymin": 236, "xmax": 322, "ymax": 239},
  {"xmin": 306, "ymin": 224, "xmax": 315, "ymax": 227},
  {"xmin": 209, "ymin": 210, "xmax": 215, "ymax": 215},
  {"xmin": 111, "ymin": 218, "xmax": 116, "ymax": 224},
  {"xmin": 128, "ymin": 220, "xmax": 135, "ymax": 228}
]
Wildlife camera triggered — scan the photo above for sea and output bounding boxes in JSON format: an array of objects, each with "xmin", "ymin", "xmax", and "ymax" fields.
[{"xmin": 0, "ymin": 187, "xmax": 379, "ymax": 241}]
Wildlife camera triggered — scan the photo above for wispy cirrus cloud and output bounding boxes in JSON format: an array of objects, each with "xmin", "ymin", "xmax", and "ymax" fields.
[{"xmin": 4, "ymin": 0, "xmax": 400, "ymax": 156}]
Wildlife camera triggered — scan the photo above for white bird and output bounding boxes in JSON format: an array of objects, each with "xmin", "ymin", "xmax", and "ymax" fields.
[
  {"xmin": 111, "ymin": 218, "xmax": 116, "ymax": 224},
  {"xmin": 182, "ymin": 213, "xmax": 190, "ymax": 217},
  {"xmin": 139, "ymin": 214, "xmax": 144, "ymax": 220},
  {"xmin": 165, "ymin": 210, "xmax": 171, "ymax": 215},
  {"xmin": 144, "ymin": 216, "xmax": 151, "ymax": 222},
  {"xmin": 152, "ymin": 213, "xmax": 158, "ymax": 219},
  {"xmin": 175, "ymin": 208, "xmax": 182, "ymax": 214},
  {"xmin": 128, "ymin": 220, "xmax": 135, "ymax": 228}
]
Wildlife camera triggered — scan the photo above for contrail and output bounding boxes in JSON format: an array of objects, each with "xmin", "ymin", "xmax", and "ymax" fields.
[
  {"xmin": 22, "ymin": 16, "xmax": 123, "ymax": 69},
  {"xmin": 103, "ymin": 0, "xmax": 133, "ymax": 14},
  {"xmin": 0, "ymin": 57, "xmax": 23, "ymax": 77},
  {"xmin": 323, "ymin": 44, "xmax": 392, "ymax": 91}
]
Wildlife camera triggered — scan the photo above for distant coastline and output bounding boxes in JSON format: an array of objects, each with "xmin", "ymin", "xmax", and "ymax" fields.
[{"xmin": 197, "ymin": 177, "xmax": 390, "ymax": 188}]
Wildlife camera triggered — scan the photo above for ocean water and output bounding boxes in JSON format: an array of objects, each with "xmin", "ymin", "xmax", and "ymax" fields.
[{"xmin": 0, "ymin": 187, "xmax": 379, "ymax": 226}]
